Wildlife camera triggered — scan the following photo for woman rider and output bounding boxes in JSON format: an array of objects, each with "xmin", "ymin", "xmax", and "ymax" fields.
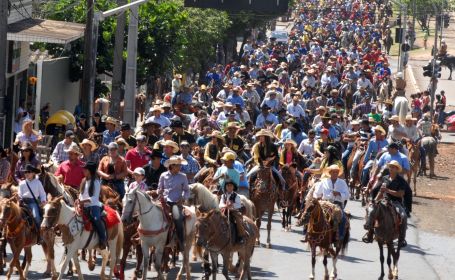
[
  {"xmin": 15, "ymin": 142, "xmax": 41, "ymax": 183},
  {"xmin": 306, "ymin": 145, "xmax": 344, "ymax": 179},
  {"xmin": 247, "ymin": 129, "xmax": 286, "ymax": 190},
  {"xmin": 79, "ymin": 161, "xmax": 106, "ymax": 249},
  {"xmin": 203, "ymin": 130, "xmax": 225, "ymax": 166}
]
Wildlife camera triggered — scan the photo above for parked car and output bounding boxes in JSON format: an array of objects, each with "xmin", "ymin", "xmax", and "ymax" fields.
[{"xmin": 270, "ymin": 30, "xmax": 288, "ymax": 44}]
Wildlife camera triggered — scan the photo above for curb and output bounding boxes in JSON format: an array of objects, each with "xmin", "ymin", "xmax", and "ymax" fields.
[{"xmin": 407, "ymin": 64, "xmax": 421, "ymax": 93}]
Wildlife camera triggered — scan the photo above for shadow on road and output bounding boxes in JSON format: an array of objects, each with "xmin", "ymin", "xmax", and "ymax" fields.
[
  {"xmin": 339, "ymin": 255, "xmax": 374, "ymax": 263},
  {"xmin": 264, "ymin": 243, "xmax": 305, "ymax": 254},
  {"xmin": 251, "ymin": 266, "xmax": 278, "ymax": 278}
]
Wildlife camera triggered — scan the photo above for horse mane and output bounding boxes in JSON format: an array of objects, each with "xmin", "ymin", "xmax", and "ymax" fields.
[
  {"xmin": 46, "ymin": 172, "xmax": 67, "ymax": 195},
  {"xmin": 190, "ymin": 183, "xmax": 219, "ymax": 210},
  {"xmin": 239, "ymin": 195, "xmax": 256, "ymax": 219}
]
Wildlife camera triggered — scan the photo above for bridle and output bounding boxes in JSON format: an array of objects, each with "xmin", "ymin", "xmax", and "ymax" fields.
[{"xmin": 124, "ymin": 191, "xmax": 154, "ymax": 224}]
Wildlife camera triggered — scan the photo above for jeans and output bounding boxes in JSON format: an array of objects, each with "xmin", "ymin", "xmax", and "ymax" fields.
[
  {"xmin": 438, "ymin": 110, "xmax": 455, "ymax": 126},
  {"xmin": 86, "ymin": 206, "xmax": 107, "ymax": 244},
  {"xmin": 361, "ymin": 160, "xmax": 374, "ymax": 186},
  {"xmin": 23, "ymin": 198, "xmax": 41, "ymax": 227},
  {"xmin": 342, "ymin": 146, "xmax": 353, "ymax": 172},
  {"xmin": 167, "ymin": 201, "xmax": 184, "ymax": 251}
]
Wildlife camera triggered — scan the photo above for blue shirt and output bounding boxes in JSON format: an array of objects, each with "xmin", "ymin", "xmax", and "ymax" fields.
[
  {"xmin": 363, "ymin": 138, "xmax": 389, "ymax": 164},
  {"xmin": 377, "ymin": 152, "xmax": 411, "ymax": 172},
  {"xmin": 180, "ymin": 155, "xmax": 200, "ymax": 182},
  {"xmin": 178, "ymin": 92, "xmax": 193, "ymax": 104},
  {"xmin": 196, "ymin": 136, "xmax": 211, "ymax": 147},
  {"xmin": 255, "ymin": 113, "xmax": 278, "ymax": 128},
  {"xmin": 158, "ymin": 171, "xmax": 190, "ymax": 203},
  {"xmin": 233, "ymin": 161, "xmax": 248, "ymax": 188},
  {"xmin": 315, "ymin": 124, "xmax": 338, "ymax": 140},
  {"xmin": 226, "ymin": 95, "xmax": 245, "ymax": 108},
  {"xmin": 214, "ymin": 166, "xmax": 240, "ymax": 190},
  {"xmin": 102, "ymin": 130, "xmax": 120, "ymax": 146}
]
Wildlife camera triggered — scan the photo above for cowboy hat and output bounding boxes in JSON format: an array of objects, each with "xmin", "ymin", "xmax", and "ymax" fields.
[
  {"xmin": 224, "ymin": 180, "xmax": 238, "ymax": 192},
  {"xmin": 387, "ymin": 160, "xmax": 402, "ymax": 172},
  {"xmin": 317, "ymin": 106, "xmax": 327, "ymax": 112},
  {"xmin": 149, "ymin": 149, "xmax": 163, "ymax": 159},
  {"xmin": 254, "ymin": 129, "xmax": 271, "ymax": 138},
  {"xmin": 175, "ymin": 73, "xmax": 183, "ymax": 79},
  {"xmin": 105, "ymin": 117, "xmax": 119, "ymax": 126},
  {"xmin": 143, "ymin": 118, "xmax": 161, "ymax": 127},
  {"xmin": 215, "ymin": 101, "xmax": 225, "ymax": 108},
  {"xmin": 373, "ymin": 125, "xmax": 386, "ymax": 135},
  {"xmin": 221, "ymin": 147, "xmax": 237, "ymax": 157},
  {"xmin": 283, "ymin": 138, "xmax": 297, "ymax": 148},
  {"xmin": 221, "ymin": 152, "xmax": 236, "ymax": 161},
  {"xmin": 323, "ymin": 164, "xmax": 343, "ymax": 177},
  {"xmin": 64, "ymin": 143, "xmax": 81, "ymax": 154},
  {"xmin": 80, "ymin": 139, "xmax": 97, "ymax": 152},
  {"xmin": 83, "ymin": 161, "xmax": 97, "ymax": 173},
  {"xmin": 164, "ymin": 155, "xmax": 188, "ymax": 168},
  {"xmin": 390, "ymin": 115, "xmax": 400, "ymax": 122},
  {"xmin": 322, "ymin": 113, "xmax": 331, "ymax": 120},
  {"xmin": 384, "ymin": 99, "xmax": 393, "ymax": 105},
  {"xmin": 226, "ymin": 122, "xmax": 240, "ymax": 129},
  {"xmin": 116, "ymin": 137, "xmax": 131, "ymax": 149},
  {"xmin": 150, "ymin": 105, "xmax": 163, "ymax": 113},
  {"xmin": 210, "ymin": 130, "xmax": 224, "ymax": 141},
  {"xmin": 24, "ymin": 164, "xmax": 41, "ymax": 174},
  {"xmin": 405, "ymin": 115, "xmax": 417, "ymax": 121},
  {"xmin": 161, "ymin": 140, "xmax": 179, "ymax": 153}
]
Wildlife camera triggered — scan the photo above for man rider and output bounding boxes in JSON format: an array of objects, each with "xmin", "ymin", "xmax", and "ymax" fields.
[
  {"xmin": 363, "ymin": 160, "xmax": 409, "ymax": 248},
  {"xmin": 158, "ymin": 155, "xmax": 190, "ymax": 251}
]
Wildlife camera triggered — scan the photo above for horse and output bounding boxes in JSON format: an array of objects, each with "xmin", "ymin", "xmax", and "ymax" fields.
[
  {"xmin": 378, "ymin": 80, "xmax": 389, "ymax": 110},
  {"xmin": 39, "ymin": 170, "xmax": 78, "ymax": 204},
  {"xmin": 250, "ymin": 165, "xmax": 279, "ymax": 248},
  {"xmin": 41, "ymin": 196, "xmax": 123, "ymax": 280},
  {"xmin": 439, "ymin": 55, "xmax": 455, "ymax": 80},
  {"xmin": 119, "ymin": 218, "xmax": 143, "ymax": 280},
  {"xmin": 280, "ymin": 165, "xmax": 303, "ymax": 231},
  {"xmin": 195, "ymin": 209, "xmax": 258, "ymax": 280},
  {"xmin": 364, "ymin": 199, "xmax": 401, "ymax": 280},
  {"xmin": 194, "ymin": 166, "xmax": 218, "ymax": 191},
  {"xmin": 0, "ymin": 196, "xmax": 54, "ymax": 280},
  {"xmin": 346, "ymin": 139, "xmax": 366, "ymax": 200},
  {"xmin": 406, "ymin": 141, "xmax": 420, "ymax": 195},
  {"xmin": 121, "ymin": 188, "xmax": 197, "ymax": 280},
  {"xmin": 301, "ymin": 198, "xmax": 350, "ymax": 280}
]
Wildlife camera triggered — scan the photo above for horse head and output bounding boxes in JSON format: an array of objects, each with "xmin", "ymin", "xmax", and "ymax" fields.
[
  {"xmin": 0, "ymin": 195, "xmax": 21, "ymax": 228},
  {"xmin": 121, "ymin": 188, "xmax": 139, "ymax": 225},
  {"xmin": 195, "ymin": 210, "xmax": 223, "ymax": 248},
  {"xmin": 301, "ymin": 198, "xmax": 321, "ymax": 225},
  {"xmin": 41, "ymin": 196, "xmax": 65, "ymax": 230}
]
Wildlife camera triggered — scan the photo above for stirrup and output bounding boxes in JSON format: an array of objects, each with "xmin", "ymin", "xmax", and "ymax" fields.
[{"xmin": 362, "ymin": 232, "xmax": 374, "ymax": 243}]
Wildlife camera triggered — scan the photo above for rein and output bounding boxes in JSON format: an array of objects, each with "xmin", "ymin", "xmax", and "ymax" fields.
[
  {"xmin": 129, "ymin": 192, "xmax": 168, "ymax": 237},
  {"xmin": 202, "ymin": 214, "xmax": 231, "ymax": 253},
  {"xmin": 3, "ymin": 205, "xmax": 25, "ymax": 239},
  {"xmin": 307, "ymin": 203, "xmax": 333, "ymax": 245}
]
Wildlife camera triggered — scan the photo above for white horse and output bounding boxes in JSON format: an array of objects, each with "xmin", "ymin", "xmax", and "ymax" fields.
[
  {"xmin": 121, "ymin": 188, "xmax": 197, "ymax": 280},
  {"xmin": 41, "ymin": 197, "xmax": 123, "ymax": 280}
]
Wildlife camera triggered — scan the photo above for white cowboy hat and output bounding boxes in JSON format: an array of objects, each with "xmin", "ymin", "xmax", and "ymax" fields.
[
  {"xmin": 105, "ymin": 116, "xmax": 119, "ymax": 126},
  {"xmin": 390, "ymin": 115, "xmax": 400, "ymax": 122},
  {"xmin": 149, "ymin": 105, "xmax": 163, "ymax": 113},
  {"xmin": 64, "ymin": 143, "xmax": 81, "ymax": 154},
  {"xmin": 373, "ymin": 125, "xmax": 386, "ymax": 135},
  {"xmin": 80, "ymin": 139, "xmax": 97, "ymax": 152},
  {"xmin": 405, "ymin": 115, "xmax": 417, "ymax": 121},
  {"xmin": 387, "ymin": 160, "xmax": 402, "ymax": 173},
  {"xmin": 255, "ymin": 129, "xmax": 273, "ymax": 138},
  {"xmin": 210, "ymin": 130, "xmax": 225, "ymax": 141},
  {"xmin": 283, "ymin": 139, "xmax": 297, "ymax": 148},
  {"xmin": 161, "ymin": 140, "xmax": 179, "ymax": 153},
  {"xmin": 164, "ymin": 155, "xmax": 188, "ymax": 168}
]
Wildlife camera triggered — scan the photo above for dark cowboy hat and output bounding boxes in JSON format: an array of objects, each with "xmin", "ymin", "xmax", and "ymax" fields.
[
  {"xmin": 223, "ymin": 180, "xmax": 238, "ymax": 192},
  {"xmin": 388, "ymin": 142, "xmax": 400, "ymax": 150},
  {"xmin": 170, "ymin": 120, "xmax": 184, "ymax": 128},
  {"xmin": 149, "ymin": 149, "xmax": 163, "ymax": 159},
  {"xmin": 24, "ymin": 164, "xmax": 40, "ymax": 174},
  {"xmin": 83, "ymin": 161, "xmax": 98, "ymax": 173},
  {"xmin": 322, "ymin": 113, "xmax": 331, "ymax": 120}
]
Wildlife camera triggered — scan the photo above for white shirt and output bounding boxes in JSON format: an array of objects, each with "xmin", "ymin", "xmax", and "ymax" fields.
[
  {"xmin": 287, "ymin": 103, "xmax": 306, "ymax": 118},
  {"xmin": 303, "ymin": 75, "xmax": 317, "ymax": 88},
  {"xmin": 313, "ymin": 178, "xmax": 350, "ymax": 204},
  {"xmin": 357, "ymin": 78, "xmax": 373, "ymax": 90},
  {"xmin": 403, "ymin": 125, "xmax": 419, "ymax": 142},
  {"xmin": 219, "ymin": 192, "xmax": 242, "ymax": 210},
  {"xmin": 79, "ymin": 179, "xmax": 102, "ymax": 207},
  {"xmin": 146, "ymin": 115, "xmax": 171, "ymax": 128},
  {"xmin": 298, "ymin": 138, "xmax": 315, "ymax": 157},
  {"xmin": 388, "ymin": 124, "xmax": 406, "ymax": 142},
  {"xmin": 312, "ymin": 115, "xmax": 322, "ymax": 127},
  {"xmin": 18, "ymin": 177, "xmax": 47, "ymax": 203}
]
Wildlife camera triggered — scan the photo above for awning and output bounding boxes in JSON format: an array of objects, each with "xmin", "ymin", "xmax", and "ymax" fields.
[{"xmin": 7, "ymin": 18, "xmax": 85, "ymax": 45}]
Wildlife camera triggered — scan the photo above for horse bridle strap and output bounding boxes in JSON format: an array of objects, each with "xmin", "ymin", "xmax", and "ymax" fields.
[
  {"xmin": 132, "ymin": 192, "xmax": 167, "ymax": 237},
  {"xmin": 137, "ymin": 225, "xmax": 168, "ymax": 237}
]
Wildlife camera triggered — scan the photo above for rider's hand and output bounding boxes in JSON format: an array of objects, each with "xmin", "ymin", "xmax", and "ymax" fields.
[{"xmin": 380, "ymin": 186, "xmax": 387, "ymax": 193}]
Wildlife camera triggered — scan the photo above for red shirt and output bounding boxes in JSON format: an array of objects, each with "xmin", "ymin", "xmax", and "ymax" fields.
[
  {"xmin": 54, "ymin": 159, "xmax": 85, "ymax": 188},
  {"xmin": 125, "ymin": 147, "xmax": 151, "ymax": 170}
]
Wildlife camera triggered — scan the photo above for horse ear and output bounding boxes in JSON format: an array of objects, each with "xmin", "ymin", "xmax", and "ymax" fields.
[{"xmin": 195, "ymin": 206, "xmax": 202, "ymax": 217}]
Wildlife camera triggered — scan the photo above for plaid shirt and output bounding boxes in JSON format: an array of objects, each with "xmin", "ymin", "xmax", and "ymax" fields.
[
  {"xmin": 51, "ymin": 141, "xmax": 72, "ymax": 163},
  {"xmin": 180, "ymin": 154, "xmax": 200, "ymax": 184}
]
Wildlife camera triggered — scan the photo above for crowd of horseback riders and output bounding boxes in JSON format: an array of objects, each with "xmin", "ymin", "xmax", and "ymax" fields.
[{"xmin": 0, "ymin": 0, "xmax": 446, "ymax": 279}]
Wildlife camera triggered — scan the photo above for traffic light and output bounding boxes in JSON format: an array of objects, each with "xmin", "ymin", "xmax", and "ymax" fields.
[
  {"xmin": 444, "ymin": 14, "xmax": 450, "ymax": 28},
  {"xmin": 433, "ymin": 60, "xmax": 442, "ymax": 78},
  {"xmin": 423, "ymin": 61, "xmax": 433, "ymax": 77}
]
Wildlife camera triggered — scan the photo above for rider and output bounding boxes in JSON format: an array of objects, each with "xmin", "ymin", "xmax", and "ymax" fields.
[
  {"xmin": 247, "ymin": 129, "xmax": 286, "ymax": 191},
  {"xmin": 54, "ymin": 144, "xmax": 85, "ymax": 189},
  {"xmin": 360, "ymin": 125, "xmax": 388, "ymax": 187},
  {"xmin": 313, "ymin": 164, "xmax": 349, "ymax": 240},
  {"xmin": 439, "ymin": 38, "xmax": 448, "ymax": 57},
  {"xmin": 79, "ymin": 161, "xmax": 107, "ymax": 249},
  {"xmin": 158, "ymin": 155, "xmax": 190, "ymax": 251},
  {"xmin": 98, "ymin": 142, "xmax": 129, "ymax": 199},
  {"xmin": 213, "ymin": 152, "xmax": 240, "ymax": 191},
  {"xmin": 219, "ymin": 180, "xmax": 248, "ymax": 244},
  {"xmin": 363, "ymin": 160, "xmax": 409, "ymax": 248},
  {"xmin": 18, "ymin": 164, "xmax": 46, "ymax": 229}
]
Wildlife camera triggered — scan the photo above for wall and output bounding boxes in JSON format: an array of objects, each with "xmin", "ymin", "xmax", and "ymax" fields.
[{"xmin": 40, "ymin": 57, "xmax": 80, "ymax": 115}]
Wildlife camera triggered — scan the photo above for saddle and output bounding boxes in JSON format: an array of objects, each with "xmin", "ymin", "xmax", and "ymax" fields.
[{"xmin": 77, "ymin": 204, "xmax": 120, "ymax": 233}]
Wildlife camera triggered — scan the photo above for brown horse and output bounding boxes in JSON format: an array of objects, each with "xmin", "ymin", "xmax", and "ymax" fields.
[
  {"xmin": 118, "ymin": 218, "xmax": 143, "ymax": 280},
  {"xmin": 406, "ymin": 141, "xmax": 420, "ymax": 195},
  {"xmin": 280, "ymin": 165, "xmax": 303, "ymax": 231},
  {"xmin": 195, "ymin": 209, "xmax": 258, "ymax": 280},
  {"xmin": 346, "ymin": 139, "xmax": 366, "ymax": 200},
  {"xmin": 0, "ymin": 196, "xmax": 53, "ymax": 280},
  {"xmin": 250, "ymin": 165, "xmax": 279, "ymax": 248},
  {"xmin": 364, "ymin": 200, "xmax": 401, "ymax": 280},
  {"xmin": 301, "ymin": 198, "xmax": 350, "ymax": 280},
  {"xmin": 194, "ymin": 166, "xmax": 218, "ymax": 191}
]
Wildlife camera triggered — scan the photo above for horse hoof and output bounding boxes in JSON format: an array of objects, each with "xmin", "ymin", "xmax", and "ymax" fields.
[
  {"xmin": 255, "ymin": 240, "xmax": 260, "ymax": 246},
  {"xmin": 88, "ymin": 261, "xmax": 96, "ymax": 271},
  {"xmin": 66, "ymin": 270, "xmax": 73, "ymax": 277},
  {"xmin": 309, "ymin": 276, "xmax": 315, "ymax": 280},
  {"xmin": 266, "ymin": 243, "xmax": 272, "ymax": 249},
  {"xmin": 42, "ymin": 271, "xmax": 51, "ymax": 277}
]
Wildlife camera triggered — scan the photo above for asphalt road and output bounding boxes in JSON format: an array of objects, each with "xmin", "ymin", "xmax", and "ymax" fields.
[{"xmin": 2, "ymin": 198, "xmax": 441, "ymax": 280}]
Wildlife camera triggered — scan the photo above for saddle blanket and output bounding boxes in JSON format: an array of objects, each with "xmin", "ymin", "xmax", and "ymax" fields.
[{"xmin": 82, "ymin": 205, "xmax": 120, "ymax": 231}]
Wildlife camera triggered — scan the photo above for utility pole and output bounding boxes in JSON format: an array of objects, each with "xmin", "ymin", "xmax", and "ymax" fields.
[
  {"xmin": 430, "ymin": 10, "xmax": 439, "ymax": 120},
  {"xmin": 0, "ymin": 0, "xmax": 8, "ymax": 146},
  {"xmin": 81, "ymin": 0, "xmax": 97, "ymax": 123},
  {"xmin": 123, "ymin": 5, "xmax": 139, "ymax": 126},
  {"xmin": 110, "ymin": 0, "xmax": 127, "ymax": 119},
  {"xmin": 399, "ymin": 4, "xmax": 407, "ymax": 74},
  {"xmin": 411, "ymin": 0, "xmax": 416, "ymax": 49}
]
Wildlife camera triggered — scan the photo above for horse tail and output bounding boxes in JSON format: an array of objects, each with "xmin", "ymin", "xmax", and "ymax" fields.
[
  {"xmin": 194, "ymin": 244, "xmax": 204, "ymax": 260},
  {"xmin": 116, "ymin": 222, "xmax": 124, "ymax": 261},
  {"xmin": 340, "ymin": 223, "xmax": 350, "ymax": 255}
]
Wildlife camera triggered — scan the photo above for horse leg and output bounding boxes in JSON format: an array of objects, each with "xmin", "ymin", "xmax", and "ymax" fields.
[
  {"xmin": 107, "ymin": 240, "xmax": 118, "ymax": 280},
  {"xmin": 65, "ymin": 247, "xmax": 74, "ymax": 276},
  {"xmin": 309, "ymin": 248, "xmax": 316, "ymax": 280},
  {"xmin": 393, "ymin": 245, "xmax": 400, "ymax": 280},
  {"xmin": 87, "ymin": 250, "xmax": 95, "ymax": 271},
  {"xmin": 120, "ymin": 240, "xmax": 130, "ymax": 280},
  {"xmin": 6, "ymin": 243, "xmax": 23, "ymax": 280},
  {"xmin": 154, "ymin": 245, "xmax": 165, "ymax": 280},
  {"xmin": 323, "ymin": 253, "xmax": 329, "ymax": 280},
  {"xmin": 281, "ymin": 208, "xmax": 286, "ymax": 230},
  {"xmin": 58, "ymin": 246, "xmax": 77, "ymax": 280},
  {"xmin": 135, "ymin": 244, "xmax": 143, "ymax": 279},
  {"xmin": 330, "ymin": 254, "xmax": 338, "ymax": 280},
  {"xmin": 255, "ymin": 211, "xmax": 262, "ymax": 246},
  {"xmin": 22, "ymin": 247, "xmax": 32, "ymax": 279},
  {"xmin": 378, "ymin": 241, "xmax": 385, "ymax": 280},
  {"xmin": 266, "ymin": 210, "xmax": 273, "ymax": 248},
  {"xmin": 448, "ymin": 65, "xmax": 453, "ymax": 80},
  {"xmin": 413, "ymin": 168, "xmax": 417, "ymax": 196},
  {"xmin": 221, "ymin": 253, "xmax": 231, "ymax": 280},
  {"xmin": 210, "ymin": 252, "xmax": 218, "ymax": 280},
  {"xmin": 72, "ymin": 255, "xmax": 83, "ymax": 280},
  {"xmin": 387, "ymin": 243, "xmax": 393, "ymax": 279},
  {"xmin": 141, "ymin": 243, "xmax": 149, "ymax": 280}
]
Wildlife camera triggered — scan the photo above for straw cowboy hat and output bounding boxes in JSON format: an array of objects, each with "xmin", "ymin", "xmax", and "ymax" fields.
[
  {"xmin": 64, "ymin": 143, "xmax": 81, "ymax": 154},
  {"xmin": 283, "ymin": 138, "xmax": 297, "ymax": 148},
  {"xmin": 373, "ymin": 125, "xmax": 386, "ymax": 135},
  {"xmin": 80, "ymin": 139, "xmax": 97, "ymax": 152},
  {"xmin": 390, "ymin": 115, "xmax": 400, "ymax": 122},
  {"xmin": 226, "ymin": 122, "xmax": 240, "ymax": 129},
  {"xmin": 387, "ymin": 160, "xmax": 402, "ymax": 173},
  {"xmin": 384, "ymin": 99, "xmax": 393, "ymax": 105},
  {"xmin": 210, "ymin": 130, "xmax": 225, "ymax": 141},
  {"xmin": 161, "ymin": 140, "xmax": 179, "ymax": 153},
  {"xmin": 221, "ymin": 147, "xmax": 237, "ymax": 157},
  {"xmin": 116, "ymin": 137, "xmax": 131, "ymax": 149},
  {"xmin": 325, "ymin": 164, "xmax": 343, "ymax": 175},
  {"xmin": 255, "ymin": 129, "xmax": 273, "ymax": 138},
  {"xmin": 164, "ymin": 155, "xmax": 188, "ymax": 168},
  {"xmin": 150, "ymin": 105, "xmax": 163, "ymax": 113},
  {"xmin": 405, "ymin": 115, "xmax": 417, "ymax": 121},
  {"xmin": 105, "ymin": 116, "xmax": 119, "ymax": 126},
  {"xmin": 215, "ymin": 101, "xmax": 225, "ymax": 108},
  {"xmin": 317, "ymin": 106, "xmax": 327, "ymax": 112}
]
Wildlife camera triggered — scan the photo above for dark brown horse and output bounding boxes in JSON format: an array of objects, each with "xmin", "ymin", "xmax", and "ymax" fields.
[
  {"xmin": 280, "ymin": 165, "xmax": 303, "ymax": 231},
  {"xmin": 346, "ymin": 139, "xmax": 366, "ymax": 200},
  {"xmin": 195, "ymin": 209, "xmax": 258, "ymax": 280},
  {"xmin": 301, "ymin": 198, "xmax": 350, "ymax": 280},
  {"xmin": 250, "ymin": 165, "xmax": 279, "ymax": 248},
  {"xmin": 365, "ymin": 200, "xmax": 401, "ymax": 280}
]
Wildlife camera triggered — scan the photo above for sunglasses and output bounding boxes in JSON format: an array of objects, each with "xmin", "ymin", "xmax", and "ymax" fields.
[{"xmin": 24, "ymin": 171, "xmax": 33, "ymax": 174}]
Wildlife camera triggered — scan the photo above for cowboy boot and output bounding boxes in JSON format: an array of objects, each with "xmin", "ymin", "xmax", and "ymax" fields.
[{"xmin": 362, "ymin": 229, "xmax": 374, "ymax": 243}]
